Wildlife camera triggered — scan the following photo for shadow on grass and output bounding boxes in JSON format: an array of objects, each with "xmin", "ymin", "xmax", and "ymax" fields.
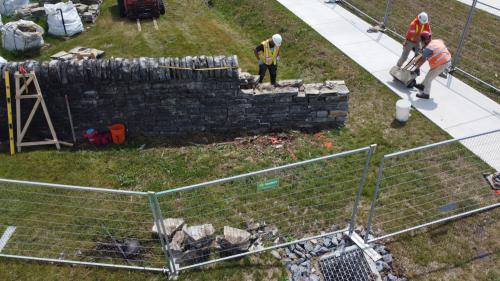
[
  {"xmin": 390, "ymin": 119, "xmax": 407, "ymax": 129},
  {"xmin": 409, "ymin": 249, "xmax": 500, "ymax": 279},
  {"xmin": 107, "ymin": 5, "xmax": 122, "ymax": 20}
]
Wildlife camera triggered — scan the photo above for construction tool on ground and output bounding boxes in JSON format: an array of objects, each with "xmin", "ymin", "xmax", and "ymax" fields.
[
  {"xmin": 15, "ymin": 68, "xmax": 72, "ymax": 151},
  {"xmin": 390, "ymin": 54, "xmax": 422, "ymax": 88},
  {"xmin": 4, "ymin": 71, "xmax": 15, "ymax": 155},
  {"xmin": 64, "ymin": 94, "xmax": 76, "ymax": 143}
]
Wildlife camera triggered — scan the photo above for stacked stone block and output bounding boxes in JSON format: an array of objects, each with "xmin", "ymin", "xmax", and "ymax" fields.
[{"xmin": 0, "ymin": 55, "xmax": 348, "ymax": 141}]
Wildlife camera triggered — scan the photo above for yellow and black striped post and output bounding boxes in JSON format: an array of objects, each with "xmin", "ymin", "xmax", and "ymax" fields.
[{"xmin": 4, "ymin": 71, "xmax": 15, "ymax": 155}]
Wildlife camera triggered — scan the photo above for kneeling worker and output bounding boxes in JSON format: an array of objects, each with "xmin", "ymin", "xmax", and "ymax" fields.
[
  {"xmin": 414, "ymin": 32, "xmax": 452, "ymax": 99},
  {"xmin": 397, "ymin": 12, "xmax": 431, "ymax": 68},
  {"xmin": 254, "ymin": 34, "xmax": 282, "ymax": 86}
]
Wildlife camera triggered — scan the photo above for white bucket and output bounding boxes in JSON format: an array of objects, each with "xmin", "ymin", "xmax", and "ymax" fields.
[{"xmin": 396, "ymin": 99, "xmax": 411, "ymax": 122}]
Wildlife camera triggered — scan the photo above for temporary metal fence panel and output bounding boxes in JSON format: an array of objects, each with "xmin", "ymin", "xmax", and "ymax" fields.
[
  {"xmin": 339, "ymin": 0, "xmax": 500, "ymax": 94},
  {"xmin": 366, "ymin": 130, "xmax": 500, "ymax": 243},
  {"xmin": 156, "ymin": 145, "xmax": 376, "ymax": 271},
  {"xmin": 457, "ymin": 0, "xmax": 500, "ymax": 97},
  {"xmin": 0, "ymin": 179, "xmax": 168, "ymax": 273}
]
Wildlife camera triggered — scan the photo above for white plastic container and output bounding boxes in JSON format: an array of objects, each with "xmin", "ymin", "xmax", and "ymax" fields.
[{"xmin": 396, "ymin": 99, "xmax": 411, "ymax": 122}]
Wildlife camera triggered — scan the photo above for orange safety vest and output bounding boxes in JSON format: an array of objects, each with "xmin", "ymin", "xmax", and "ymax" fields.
[
  {"xmin": 405, "ymin": 17, "xmax": 431, "ymax": 43},
  {"xmin": 426, "ymin": 39, "xmax": 452, "ymax": 70},
  {"xmin": 260, "ymin": 39, "xmax": 280, "ymax": 65}
]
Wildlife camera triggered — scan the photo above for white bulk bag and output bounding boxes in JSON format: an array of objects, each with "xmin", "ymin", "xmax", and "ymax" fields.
[
  {"xmin": 1, "ymin": 20, "xmax": 44, "ymax": 52},
  {"xmin": 45, "ymin": 2, "xmax": 83, "ymax": 37},
  {"xmin": 0, "ymin": 0, "xmax": 29, "ymax": 16}
]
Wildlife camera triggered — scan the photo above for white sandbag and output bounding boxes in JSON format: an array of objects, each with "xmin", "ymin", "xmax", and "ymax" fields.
[
  {"xmin": 45, "ymin": 2, "xmax": 84, "ymax": 37},
  {"xmin": 0, "ymin": 0, "xmax": 29, "ymax": 16},
  {"xmin": 1, "ymin": 20, "xmax": 44, "ymax": 52}
]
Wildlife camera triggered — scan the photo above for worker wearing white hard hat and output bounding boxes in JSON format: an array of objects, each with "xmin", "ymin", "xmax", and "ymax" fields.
[
  {"xmin": 396, "ymin": 12, "xmax": 432, "ymax": 68},
  {"xmin": 254, "ymin": 34, "xmax": 282, "ymax": 85}
]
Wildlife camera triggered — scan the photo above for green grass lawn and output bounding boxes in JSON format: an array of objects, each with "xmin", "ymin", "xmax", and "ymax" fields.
[{"xmin": 0, "ymin": 0, "xmax": 498, "ymax": 280}]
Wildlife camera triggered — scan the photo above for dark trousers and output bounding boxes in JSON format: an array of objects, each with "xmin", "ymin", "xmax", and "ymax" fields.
[{"xmin": 258, "ymin": 63, "xmax": 277, "ymax": 85}]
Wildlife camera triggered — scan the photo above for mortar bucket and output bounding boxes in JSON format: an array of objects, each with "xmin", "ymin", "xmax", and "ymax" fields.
[
  {"xmin": 110, "ymin": 123, "xmax": 126, "ymax": 145},
  {"xmin": 396, "ymin": 99, "xmax": 411, "ymax": 122}
]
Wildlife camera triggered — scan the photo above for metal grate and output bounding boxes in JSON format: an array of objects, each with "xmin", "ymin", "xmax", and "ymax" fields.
[{"xmin": 319, "ymin": 248, "xmax": 373, "ymax": 281}]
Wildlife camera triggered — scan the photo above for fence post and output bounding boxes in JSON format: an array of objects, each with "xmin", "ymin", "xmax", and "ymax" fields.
[
  {"xmin": 452, "ymin": 0, "xmax": 478, "ymax": 68},
  {"xmin": 348, "ymin": 144, "xmax": 377, "ymax": 236},
  {"xmin": 148, "ymin": 192, "xmax": 178, "ymax": 278},
  {"xmin": 382, "ymin": 0, "xmax": 392, "ymax": 27},
  {"xmin": 364, "ymin": 156, "xmax": 386, "ymax": 243}
]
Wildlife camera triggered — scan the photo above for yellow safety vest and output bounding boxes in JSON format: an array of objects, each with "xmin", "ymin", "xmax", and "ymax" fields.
[{"xmin": 260, "ymin": 39, "xmax": 280, "ymax": 65}]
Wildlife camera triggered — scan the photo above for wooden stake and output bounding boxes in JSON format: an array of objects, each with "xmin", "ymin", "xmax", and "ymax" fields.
[
  {"xmin": 153, "ymin": 18, "xmax": 159, "ymax": 30},
  {"xmin": 136, "ymin": 18, "xmax": 141, "ymax": 32}
]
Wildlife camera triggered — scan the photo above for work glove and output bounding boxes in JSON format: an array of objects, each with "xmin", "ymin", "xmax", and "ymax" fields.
[
  {"xmin": 258, "ymin": 60, "xmax": 264, "ymax": 65},
  {"xmin": 276, "ymin": 55, "xmax": 280, "ymax": 62}
]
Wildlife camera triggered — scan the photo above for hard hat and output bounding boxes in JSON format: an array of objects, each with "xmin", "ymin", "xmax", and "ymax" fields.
[
  {"xmin": 418, "ymin": 12, "xmax": 429, "ymax": 24},
  {"xmin": 420, "ymin": 31, "xmax": 432, "ymax": 41},
  {"xmin": 272, "ymin": 34, "xmax": 282, "ymax": 46}
]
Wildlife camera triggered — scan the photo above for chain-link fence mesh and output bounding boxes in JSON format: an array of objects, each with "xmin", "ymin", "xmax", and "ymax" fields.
[
  {"xmin": 0, "ymin": 181, "xmax": 167, "ymax": 271},
  {"xmin": 459, "ymin": 0, "xmax": 500, "ymax": 98},
  {"xmin": 156, "ymin": 146, "xmax": 375, "ymax": 270},
  {"xmin": 340, "ymin": 0, "xmax": 499, "ymax": 99},
  {"xmin": 366, "ymin": 130, "xmax": 500, "ymax": 242}
]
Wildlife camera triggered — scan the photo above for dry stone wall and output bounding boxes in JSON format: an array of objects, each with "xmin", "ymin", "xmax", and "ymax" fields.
[{"xmin": 0, "ymin": 55, "xmax": 349, "ymax": 141}]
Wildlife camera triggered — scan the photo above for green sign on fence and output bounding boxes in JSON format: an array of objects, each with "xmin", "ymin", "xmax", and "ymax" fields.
[{"xmin": 257, "ymin": 178, "xmax": 279, "ymax": 191}]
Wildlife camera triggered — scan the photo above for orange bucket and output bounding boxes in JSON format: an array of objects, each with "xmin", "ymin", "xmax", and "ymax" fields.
[{"xmin": 110, "ymin": 123, "xmax": 126, "ymax": 145}]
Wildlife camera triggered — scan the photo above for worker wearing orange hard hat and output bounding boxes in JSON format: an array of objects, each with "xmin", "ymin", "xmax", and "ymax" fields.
[
  {"xmin": 396, "ymin": 12, "xmax": 431, "ymax": 68},
  {"xmin": 413, "ymin": 31, "xmax": 452, "ymax": 99},
  {"xmin": 254, "ymin": 34, "xmax": 282, "ymax": 86}
]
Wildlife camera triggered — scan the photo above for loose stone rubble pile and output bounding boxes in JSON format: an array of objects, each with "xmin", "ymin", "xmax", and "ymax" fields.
[
  {"xmin": 151, "ymin": 218, "xmax": 280, "ymax": 266},
  {"xmin": 15, "ymin": 0, "xmax": 102, "ymax": 23},
  {"xmin": 74, "ymin": 0, "xmax": 103, "ymax": 23}
]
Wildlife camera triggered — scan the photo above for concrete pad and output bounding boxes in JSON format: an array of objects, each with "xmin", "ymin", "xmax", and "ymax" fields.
[
  {"xmin": 455, "ymin": 0, "xmax": 500, "ymax": 18},
  {"xmin": 276, "ymin": 0, "xmax": 500, "ymax": 170}
]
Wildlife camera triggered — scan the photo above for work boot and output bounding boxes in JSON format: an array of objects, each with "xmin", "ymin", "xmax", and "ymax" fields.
[
  {"xmin": 414, "ymin": 84, "xmax": 425, "ymax": 91},
  {"xmin": 416, "ymin": 93, "xmax": 430, "ymax": 99}
]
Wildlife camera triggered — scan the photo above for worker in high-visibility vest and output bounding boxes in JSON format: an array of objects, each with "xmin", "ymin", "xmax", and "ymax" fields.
[
  {"xmin": 396, "ymin": 12, "xmax": 431, "ymax": 68},
  {"xmin": 254, "ymin": 34, "xmax": 282, "ymax": 86},
  {"xmin": 413, "ymin": 32, "xmax": 452, "ymax": 99}
]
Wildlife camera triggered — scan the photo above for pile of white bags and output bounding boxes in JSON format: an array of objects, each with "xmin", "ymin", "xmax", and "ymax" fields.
[
  {"xmin": 45, "ymin": 1, "xmax": 83, "ymax": 37},
  {"xmin": 1, "ymin": 20, "xmax": 44, "ymax": 52},
  {"xmin": 0, "ymin": 0, "xmax": 29, "ymax": 16}
]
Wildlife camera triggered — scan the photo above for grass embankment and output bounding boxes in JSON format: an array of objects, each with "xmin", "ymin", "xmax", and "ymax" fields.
[
  {"xmin": 0, "ymin": 0, "xmax": 498, "ymax": 280},
  {"xmin": 340, "ymin": 0, "xmax": 500, "ymax": 103}
]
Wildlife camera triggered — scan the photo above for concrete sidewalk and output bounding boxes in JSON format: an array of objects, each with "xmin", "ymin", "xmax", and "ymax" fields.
[
  {"xmin": 456, "ymin": 0, "xmax": 500, "ymax": 18},
  {"xmin": 276, "ymin": 0, "xmax": 500, "ymax": 170}
]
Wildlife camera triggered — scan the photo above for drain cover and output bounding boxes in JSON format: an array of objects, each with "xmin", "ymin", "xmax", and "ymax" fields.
[{"xmin": 319, "ymin": 248, "xmax": 374, "ymax": 281}]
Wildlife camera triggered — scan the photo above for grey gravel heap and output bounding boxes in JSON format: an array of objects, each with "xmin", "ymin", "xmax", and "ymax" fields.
[
  {"xmin": 0, "ymin": 55, "xmax": 349, "ymax": 141},
  {"xmin": 272, "ymin": 225, "xmax": 407, "ymax": 281}
]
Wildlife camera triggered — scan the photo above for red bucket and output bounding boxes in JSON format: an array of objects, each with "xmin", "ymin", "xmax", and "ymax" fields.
[{"xmin": 109, "ymin": 123, "xmax": 126, "ymax": 145}]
